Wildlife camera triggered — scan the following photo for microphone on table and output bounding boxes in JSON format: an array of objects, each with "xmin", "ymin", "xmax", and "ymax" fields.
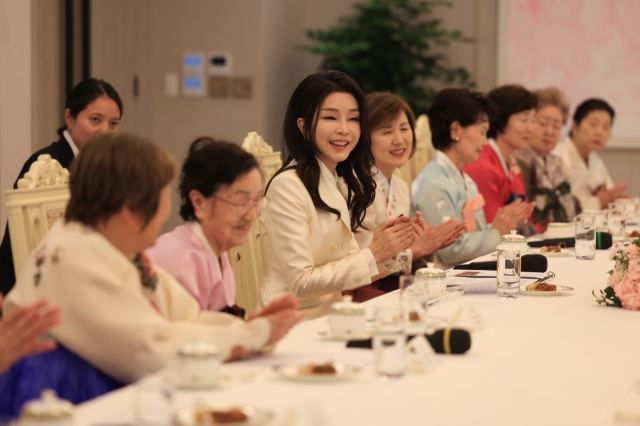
[
  {"xmin": 453, "ymin": 254, "xmax": 548, "ymax": 272},
  {"xmin": 346, "ymin": 328, "xmax": 472, "ymax": 354},
  {"xmin": 596, "ymin": 232, "xmax": 613, "ymax": 250}
]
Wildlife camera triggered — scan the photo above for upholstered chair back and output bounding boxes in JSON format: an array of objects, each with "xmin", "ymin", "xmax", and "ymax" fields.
[
  {"xmin": 230, "ymin": 132, "xmax": 282, "ymax": 314},
  {"xmin": 5, "ymin": 154, "xmax": 70, "ymax": 277}
]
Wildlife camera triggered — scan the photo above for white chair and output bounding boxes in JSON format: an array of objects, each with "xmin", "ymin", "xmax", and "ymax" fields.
[
  {"xmin": 394, "ymin": 114, "xmax": 435, "ymax": 188},
  {"xmin": 5, "ymin": 154, "xmax": 70, "ymax": 277},
  {"xmin": 230, "ymin": 132, "xmax": 282, "ymax": 315}
]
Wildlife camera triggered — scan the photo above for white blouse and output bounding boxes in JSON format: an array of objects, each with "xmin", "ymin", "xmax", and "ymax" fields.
[{"xmin": 553, "ymin": 137, "xmax": 614, "ymax": 210}]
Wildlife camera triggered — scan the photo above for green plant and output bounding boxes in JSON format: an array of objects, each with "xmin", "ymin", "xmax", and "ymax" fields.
[{"xmin": 304, "ymin": 0, "xmax": 474, "ymax": 115}]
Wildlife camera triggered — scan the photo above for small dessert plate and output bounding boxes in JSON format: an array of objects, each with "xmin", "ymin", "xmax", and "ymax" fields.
[
  {"xmin": 274, "ymin": 362, "xmax": 361, "ymax": 382},
  {"xmin": 529, "ymin": 247, "xmax": 575, "ymax": 257},
  {"xmin": 520, "ymin": 284, "xmax": 574, "ymax": 296},
  {"xmin": 174, "ymin": 404, "xmax": 274, "ymax": 425}
]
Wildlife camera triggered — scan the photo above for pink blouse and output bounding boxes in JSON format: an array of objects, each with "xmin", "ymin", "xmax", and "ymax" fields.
[{"xmin": 147, "ymin": 223, "xmax": 236, "ymax": 311}]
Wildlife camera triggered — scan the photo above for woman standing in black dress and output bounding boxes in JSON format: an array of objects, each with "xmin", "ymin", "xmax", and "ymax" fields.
[{"xmin": 0, "ymin": 78, "xmax": 122, "ymax": 295}]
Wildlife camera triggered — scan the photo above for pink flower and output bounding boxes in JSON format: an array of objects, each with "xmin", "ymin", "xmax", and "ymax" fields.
[
  {"xmin": 624, "ymin": 244, "xmax": 640, "ymax": 259},
  {"xmin": 615, "ymin": 274, "xmax": 640, "ymax": 311}
]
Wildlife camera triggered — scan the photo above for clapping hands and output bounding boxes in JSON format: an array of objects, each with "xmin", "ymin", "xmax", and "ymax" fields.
[
  {"xmin": 0, "ymin": 295, "xmax": 61, "ymax": 374},
  {"xmin": 409, "ymin": 213, "xmax": 465, "ymax": 258},
  {"xmin": 369, "ymin": 216, "xmax": 416, "ymax": 263},
  {"xmin": 491, "ymin": 199, "xmax": 536, "ymax": 236}
]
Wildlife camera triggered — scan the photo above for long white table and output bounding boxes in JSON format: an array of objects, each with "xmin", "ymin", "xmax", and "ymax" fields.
[{"xmin": 75, "ymin": 251, "xmax": 640, "ymax": 426}]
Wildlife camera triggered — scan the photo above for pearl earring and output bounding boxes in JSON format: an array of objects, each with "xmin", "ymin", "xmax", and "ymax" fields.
[{"xmin": 453, "ymin": 136, "xmax": 460, "ymax": 141}]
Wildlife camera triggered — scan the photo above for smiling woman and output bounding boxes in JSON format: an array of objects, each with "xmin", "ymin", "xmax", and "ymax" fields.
[
  {"xmin": 554, "ymin": 98, "xmax": 627, "ymax": 210},
  {"xmin": 464, "ymin": 84, "xmax": 538, "ymax": 235},
  {"xmin": 259, "ymin": 71, "xmax": 415, "ymax": 317},
  {"xmin": 351, "ymin": 92, "xmax": 464, "ymax": 298},
  {"xmin": 513, "ymin": 87, "xmax": 579, "ymax": 231},
  {"xmin": 411, "ymin": 88, "xmax": 532, "ymax": 269},
  {"xmin": 147, "ymin": 137, "xmax": 264, "ymax": 315}
]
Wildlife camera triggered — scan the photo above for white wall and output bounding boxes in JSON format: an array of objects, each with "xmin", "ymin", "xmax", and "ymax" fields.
[{"xmin": 0, "ymin": 0, "xmax": 32, "ymax": 239}]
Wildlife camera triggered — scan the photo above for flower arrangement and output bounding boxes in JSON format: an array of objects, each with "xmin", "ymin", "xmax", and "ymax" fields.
[{"xmin": 593, "ymin": 240, "xmax": 640, "ymax": 310}]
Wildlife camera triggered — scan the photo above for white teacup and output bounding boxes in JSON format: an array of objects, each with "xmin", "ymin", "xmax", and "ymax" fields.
[
  {"xmin": 545, "ymin": 222, "xmax": 574, "ymax": 238},
  {"xmin": 328, "ymin": 296, "xmax": 366, "ymax": 337},
  {"xmin": 172, "ymin": 342, "xmax": 221, "ymax": 388},
  {"xmin": 427, "ymin": 278, "xmax": 447, "ymax": 296},
  {"xmin": 415, "ymin": 263, "xmax": 447, "ymax": 296}
]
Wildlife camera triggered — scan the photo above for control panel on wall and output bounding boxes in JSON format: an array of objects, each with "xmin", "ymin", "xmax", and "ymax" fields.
[
  {"xmin": 182, "ymin": 53, "xmax": 205, "ymax": 97},
  {"xmin": 164, "ymin": 51, "xmax": 252, "ymax": 99}
]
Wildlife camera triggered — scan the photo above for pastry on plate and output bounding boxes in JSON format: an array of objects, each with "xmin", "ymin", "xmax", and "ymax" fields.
[{"xmin": 525, "ymin": 282, "xmax": 557, "ymax": 291}]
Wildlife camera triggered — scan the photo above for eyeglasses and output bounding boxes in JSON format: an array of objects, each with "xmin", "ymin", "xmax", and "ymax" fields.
[{"xmin": 213, "ymin": 195, "xmax": 269, "ymax": 216}]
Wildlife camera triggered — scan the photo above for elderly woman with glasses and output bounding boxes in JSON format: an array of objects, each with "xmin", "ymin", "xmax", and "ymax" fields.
[{"xmin": 148, "ymin": 137, "xmax": 268, "ymax": 315}]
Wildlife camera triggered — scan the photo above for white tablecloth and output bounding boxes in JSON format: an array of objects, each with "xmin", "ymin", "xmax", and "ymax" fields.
[{"xmin": 74, "ymin": 251, "xmax": 640, "ymax": 426}]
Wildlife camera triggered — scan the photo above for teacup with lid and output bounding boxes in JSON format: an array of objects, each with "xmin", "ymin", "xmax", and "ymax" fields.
[
  {"xmin": 172, "ymin": 341, "xmax": 221, "ymax": 388},
  {"xmin": 416, "ymin": 262, "xmax": 447, "ymax": 296},
  {"xmin": 501, "ymin": 229, "xmax": 528, "ymax": 254},
  {"xmin": 20, "ymin": 389, "xmax": 74, "ymax": 426},
  {"xmin": 328, "ymin": 295, "xmax": 366, "ymax": 337}
]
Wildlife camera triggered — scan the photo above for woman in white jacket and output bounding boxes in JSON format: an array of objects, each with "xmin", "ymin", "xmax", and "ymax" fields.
[{"xmin": 259, "ymin": 71, "xmax": 415, "ymax": 317}]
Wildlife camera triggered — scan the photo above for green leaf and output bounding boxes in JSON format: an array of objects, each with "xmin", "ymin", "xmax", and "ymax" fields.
[{"xmin": 304, "ymin": 0, "xmax": 474, "ymax": 115}]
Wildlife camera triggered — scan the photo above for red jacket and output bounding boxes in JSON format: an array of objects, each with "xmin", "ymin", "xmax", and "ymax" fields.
[{"xmin": 464, "ymin": 144, "xmax": 528, "ymax": 223}]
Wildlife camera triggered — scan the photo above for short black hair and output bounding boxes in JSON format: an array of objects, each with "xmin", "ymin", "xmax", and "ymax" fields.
[
  {"xmin": 179, "ymin": 137, "xmax": 260, "ymax": 222},
  {"xmin": 573, "ymin": 98, "xmax": 615, "ymax": 125},
  {"xmin": 58, "ymin": 78, "xmax": 123, "ymax": 137},
  {"xmin": 487, "ymin": 85, "xmax": 537, "ymax": 139},
  {"xmin": 428, "ymin": 88, "xmax": 497, "ymax": 151}
]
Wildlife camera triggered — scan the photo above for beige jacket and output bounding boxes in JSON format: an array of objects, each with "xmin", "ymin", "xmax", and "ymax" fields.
[
  {"xmin": 3, "ymin": 221, "xmax": 270, "ymax": 383},
  {"xmin": 259, "ymin": 163, "xmax": 399, "ymax": 316}
]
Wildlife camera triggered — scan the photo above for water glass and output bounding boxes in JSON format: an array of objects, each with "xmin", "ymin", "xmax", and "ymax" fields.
[
  {"xmin": 496, "ymin": 244, "xmax": 521, "ymax": 299},
  {"xmin": 399, "ymin": 275, "xmax": 428, "ymax": 333},
  {"xmin": 575, "ymin": 214, "xmax": 597, "ymax": 260},
  {"xmin": 609, "ymin": 202, "xmax": 627, "ymax": 243},
  {"xmin": 133, "ymin": 352, "xmax": 173, "ymax": 426},
  {"xmin": 624, "ymin": 197, "xmax": 640, "ymax": 239},
  {"xmin": 373, "ymin": 306, "xmax": 405, "ymax": 379}
]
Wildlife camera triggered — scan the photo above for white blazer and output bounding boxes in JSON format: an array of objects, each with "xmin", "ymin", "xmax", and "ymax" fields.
[
  {"xmin": 259, "ymin": 161, "xmax": 399, "ymax": 316},
  {"xmin": 553, "ymin": 137, "xmax": 614, "ymax": 211}
]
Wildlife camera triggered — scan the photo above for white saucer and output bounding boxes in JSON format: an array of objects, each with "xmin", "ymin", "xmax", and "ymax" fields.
[
  {"xmin": 175, "ymin": 374, "xmax": 232, "ymax": 390},
  {"xmin": 428, "ymin": 290, "xmax": 448, "ymax": 299},
  {"xmin": 318, "ymin": 330, "xmax": 371, "ymax": 341}
]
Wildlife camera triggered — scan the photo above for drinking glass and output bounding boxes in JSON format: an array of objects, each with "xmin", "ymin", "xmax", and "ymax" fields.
[
  {"xmin": 609, "ymin": 202, "xmax": 627, "ymax": 243},
  {"xmin": 399, "ymin": 274, "xmax": 428, "ymax": 334},
  {"xmin": 624, "ymin": 197, "xmax": 640, "ymax": 239},
  {"xmin": 133, "ymin": 352, "xmax": 174, "ymax": 426},
  {"xmin": 496, "ymin": 245, "xmax": 521, "ymax": 299},
  {"xmin": 575, "ymin": 214, "xmax": 596, "ymax": 260},
  {"xmin": 373, "ymin": 306, "xmax": 405, "ymax": 379}
]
